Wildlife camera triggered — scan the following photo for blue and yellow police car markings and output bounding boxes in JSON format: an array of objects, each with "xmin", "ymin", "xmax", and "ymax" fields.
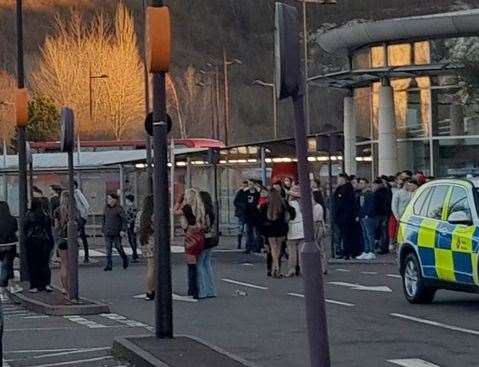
[
  {"xmin": 449, "ymin": 225, "xmax": 475, "ymax": 284},
  {"xmin": 416, "ymin": 217, "xmax": 438, "ymax": 278}
]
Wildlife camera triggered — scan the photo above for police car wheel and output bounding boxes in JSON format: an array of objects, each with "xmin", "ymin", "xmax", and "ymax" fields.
[{"xmin": 402, "ymin": 253, "xmax": 435, "ymax": 304}]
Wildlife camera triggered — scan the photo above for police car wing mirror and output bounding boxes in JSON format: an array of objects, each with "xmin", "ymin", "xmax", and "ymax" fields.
[{"xmin": 447, "ymin": 211, "xmax": 473, "ymax": 226}]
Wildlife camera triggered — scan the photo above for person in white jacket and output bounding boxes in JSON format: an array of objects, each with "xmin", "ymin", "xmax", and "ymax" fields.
[
  {"xmin": 287, "ymin": 185, "xmax": 304, "ymax": 277},
  {"xmin": 74, "ymin": 181, "xmax": 90, "ymax": 263},
  {"xmin": 391, "ymin": 177, "xmax": 413, "ymax": 221},
  {"xmin": 313, "ymin": 198, "xmax": 328, "ymax": 275}
]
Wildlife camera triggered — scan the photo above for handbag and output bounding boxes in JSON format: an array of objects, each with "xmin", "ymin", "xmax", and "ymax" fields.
[{"xmin": 185, "ymin": 227, "xmax": 205, "ymax": 257}]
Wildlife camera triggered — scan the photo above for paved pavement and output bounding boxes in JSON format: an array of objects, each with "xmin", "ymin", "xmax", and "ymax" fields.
[{"xmin": 3, "ymin": 242, "xmax": 479, "ymax": 367}]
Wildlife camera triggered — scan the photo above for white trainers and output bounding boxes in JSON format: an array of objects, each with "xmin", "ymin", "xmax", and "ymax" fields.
[
  {"xmin": 356, "ymin": 252, "xmax": 368, "ymax": 260},
  {"xmin": 366, "ymin": 252, "xmax": 377, "ymax": 260}
]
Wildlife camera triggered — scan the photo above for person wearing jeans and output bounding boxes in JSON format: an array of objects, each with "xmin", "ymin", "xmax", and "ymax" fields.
[
  {"xmin": 102, "ymin": 193, "xmax": 129, "ymax": 271},
  {"xmin": 197, "ymin": 191, "xmax": 217, "ymax": 299},
  {"xmin": 356, "ymin": 178, "xmax": 380, "ymax": 260},
  {"xmin": 375, "ymin": 178, "xmax": 393, "ymax": 254}
]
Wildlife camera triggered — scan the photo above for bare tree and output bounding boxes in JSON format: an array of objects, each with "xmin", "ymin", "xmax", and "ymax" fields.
[
  {"xmin": 176, "ymin": 66, "xmax": 210, "ymax": 138},
  {"xmin": 0, "ymin": 70, "xmax": 16, "ymax": 149},
  {"xmin": 32, "ymin": 3, "xmax": 144, "ymax": 141}
]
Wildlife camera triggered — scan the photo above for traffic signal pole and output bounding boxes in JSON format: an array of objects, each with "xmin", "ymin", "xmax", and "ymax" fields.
[
  {"xmin": 148, "ymin": 0, "xmax": 173, "ymax": 339},
  {"xmin": 293, "ymin": 90, "xmax": 331, "ymax": 367},
  {"xmin": 274, "ymin": 4, "xmax": 331, "ymax": 366},
  {"xmin": 16, "ymin": 0, "xmax": 28, "ymax": 282}
]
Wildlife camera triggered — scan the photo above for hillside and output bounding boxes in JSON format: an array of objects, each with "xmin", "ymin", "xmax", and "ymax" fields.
[{"xmin": 1, "ymin": 0, "xmax": 479, "ymax": 143}]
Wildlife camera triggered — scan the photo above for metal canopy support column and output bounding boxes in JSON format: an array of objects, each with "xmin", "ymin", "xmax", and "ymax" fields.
[
  {"xmin": 378, "ymin": 78, "xmax": 398, "ymax": 176},
  {"xmin": 119, "ymin": 165, "xmax": 125, "ymax": 205},
  {"xmin": 343, "ymin": 94, "xmax": 357, "ymax": 175},
  {"xmin": 260, "ymin": 147, "xmax": 267, "ymax": 185}
]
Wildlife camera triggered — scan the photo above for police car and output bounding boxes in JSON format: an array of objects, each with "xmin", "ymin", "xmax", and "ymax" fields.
[{"xmin": 398, "ymin": 178, "xmax": 479, "ymax": 303}]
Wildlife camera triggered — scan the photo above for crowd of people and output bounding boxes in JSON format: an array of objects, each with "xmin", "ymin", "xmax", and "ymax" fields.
[
  {"xmin": 0, "ymin": 183, "xmax": 146, "ymax": 301},
  {"xmin": 331, "ymin": 170, "xmax": 430, "ymax": 260},
  {"xmin": 234, "ymin": 177, "xmax": 328, "ymax": 278},
  {"xmin": 0, "ymin": 168, "xmax": 430, "ymax": 302}
]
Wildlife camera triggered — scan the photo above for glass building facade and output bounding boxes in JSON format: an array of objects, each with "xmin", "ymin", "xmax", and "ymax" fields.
[{"xmin": 350, "ymin": 38, "xmax": 479, "ymax": 178}]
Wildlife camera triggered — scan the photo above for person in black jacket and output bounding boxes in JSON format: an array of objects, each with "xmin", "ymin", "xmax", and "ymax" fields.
[
  {"xmin": 243, "ymin": 180, "xmax": 260, "ymax": 254},
  {"xmin": 375, "ymin": 178, "xmax": 393, "ymax": 254},
  {"xmin": 332, "ymin": 174, "xmax": 356, "ymax": 260},
  {"xmin": 24, "ymin": 198, "xmax": 54, "ymax": 293},
  {"xmin": 0, "ymin": 202, "xmax": 18, "ymax": 299},
  {"xmin": 102, "ymin": 193, "xmax": 129, "ymax": 271},
  {"xmin": 233, "ymin": 181, "xmax": 248, "ymax": 249}
]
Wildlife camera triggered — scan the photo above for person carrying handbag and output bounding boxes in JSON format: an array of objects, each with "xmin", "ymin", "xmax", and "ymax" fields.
[{"xmin": 180, "ymin": 189, "xmax": 206, "ymax": 299}]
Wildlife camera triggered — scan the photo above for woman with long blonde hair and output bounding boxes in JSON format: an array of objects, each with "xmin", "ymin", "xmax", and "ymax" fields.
[{"xmin": 184, "ymin": 189, "xmax": 206, "ymax": 228}]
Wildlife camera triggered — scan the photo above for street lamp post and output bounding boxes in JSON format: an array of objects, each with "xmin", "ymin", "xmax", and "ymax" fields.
[
  {"xmin": 199, "ymin": 64, "xmax": 222, "ymax": 140},
  {"xmin": 222, "ymin": 49, "xmax": 242, "ymax": 146},
  {"xmin": 82, "ymin": 66, "xmax": 108, "ymax": 166},
  {"xmin": 252, "ymin": 80, "xmax": 278, "ymax": 139}
]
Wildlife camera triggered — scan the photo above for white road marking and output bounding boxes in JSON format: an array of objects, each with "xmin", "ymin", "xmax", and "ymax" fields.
[
  {"xmin": 386, "ymin": 274, "xmax": 402, "ymax": 279},
  {"xmin": 2, "ymin": 360, "xmax": 11, "ymax": 367},
  {"xmin": 222, "ymin": 278, "xmax": 268, "ymax": 290},
  {"xmin": 5, "ymin": 325, "xmax": 124, "ymax": 332},
  {"xmin": 361, "ymin": 271, "xmax": 378, "ymax": 275},
  {"xmin": 240, "ymin": 263, "xmax": 255, "ymax": 266},
  {"xmin": 133, "ymin": 293, "xmax": 198, "ymax": 302},
  {"xmin": 21, "ymin": 356, "xmax": 113, "ymax": 367},
  {"xmin": 23, "ymin": 316, "xmax": 49, "ymax": 319},
  {"xmin": 329, "ymin": 281, "xmax": 392, "ymax": 292},
  {"xmin": 80, "ymin": 246, "xmax": 184, "ymax": 257},
  {"xmin": 388, "ymin": 358, "xmax": 440, "ymax": 367},
  {"xmin": 335, "ymin": 268, "xmax": 351, "ymax": 272},
  {"xmin": 99, "ymin": 313, "xmax": 153, "ymax": 329},
  {"xmin": 288, "ymin": 293, "xmax": 355, "ymax": 307},
  {"xmin": 64, "ymin": 316, "xmax": 107, "ymax": 329},
  {"xmin": 391, "ymin": 313, "xmax": 479, "ymax": 336},
  {"xmin": 5, "ymin": 348, "xmax": 78, "ymax": 354},
  {"xmin": 34, "ymin": 347, "xmax": 111, "ymax": 359}
]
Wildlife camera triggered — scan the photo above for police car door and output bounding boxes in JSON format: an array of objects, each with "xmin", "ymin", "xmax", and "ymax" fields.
[
  {"xmin": 445, "ymin": 185, "xmax": 476, "ymax": 285},
  {"xmin": 423, "ymin": 185, "xmax": 452, "ymax": 282}
]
